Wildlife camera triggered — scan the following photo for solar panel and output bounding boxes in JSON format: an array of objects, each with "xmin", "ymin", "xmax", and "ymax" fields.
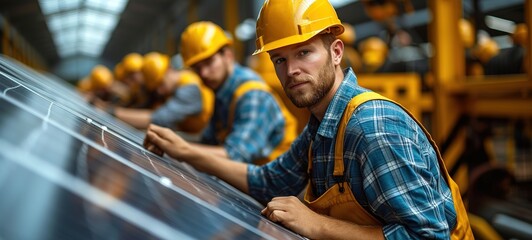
[{"xmin": 0, "ymin": 55, "xmax": 304, "ymax": 240}]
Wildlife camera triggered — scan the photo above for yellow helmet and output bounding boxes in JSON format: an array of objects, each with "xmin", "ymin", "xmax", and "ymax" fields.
[
  {"xmin": 512, "ymin": 23, "xmax": 528, "ymax": 46},
  {"xmin": 114, "ymin": 63, "xmax": 125, "ymax": 81},
  {"xmin": 458, "ymin": 19, "xmax": 475, "ymax": 48},
  {"xmin": 362, "ymin": 0, "xmax": 398, "ymax": 22},
  {"xmin": 90, "ymin": 65, "xmax": 113, "ymax": 89},
  {"xmin": 142, "ymin": 52, "xmax": 170, "ymax": 90},
  {"xmin": 359, "ymin": 37, "xmax": 388, "ymax": 70},
  {"xmin": 122, "ymin": 53, "xmax": 143, "ymax": 73},
  {"xmin": 472, "ymin": 37, "xmax": 499, "ymax": 63},
  {"xmin": 338, "ymin": 22, "xmax": 356, "ymax": 45},
  {"xmin": 254, "ymin": 0, "xmax": 344, "ymax": 55},
  {"xmin": 77, "ymin": 77, "xmax": 93, "ymax": 93},
  {"xmin": 180, "ymin": 21, "xmax": 233, "ymax": 67}
]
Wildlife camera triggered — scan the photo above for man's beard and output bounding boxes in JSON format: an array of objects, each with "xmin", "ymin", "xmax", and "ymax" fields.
[{"xmin": 286, "ymin": 57, "xmax": 335, "ymax": 108}]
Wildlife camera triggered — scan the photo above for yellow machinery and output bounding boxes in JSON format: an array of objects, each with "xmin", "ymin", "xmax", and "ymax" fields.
[
  {"xmin": 355, "ymin": 2, "xmax": 531, "ymax": 238},
  {"xmin": 429, "ymin": 1, "xmax": 531, "ymax": 238}
]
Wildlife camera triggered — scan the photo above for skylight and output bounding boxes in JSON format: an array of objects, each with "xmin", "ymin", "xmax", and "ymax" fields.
[
  {"xmin": 329, "ymin": 0, "xmax": 358, "ymax": 8},
  {"xmin": 39, "ymin": 0, "xmax": 128, "ymax": 58}
]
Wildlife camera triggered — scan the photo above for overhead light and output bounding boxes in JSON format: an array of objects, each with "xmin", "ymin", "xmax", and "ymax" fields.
[
  {"xmin": 38, "ymin": 0, "xmax": 128, "ymax": 58},
  {"xmin": 485, "ymin": 15, "xmax": 515, "ymax": 34},
  {"xmin": 235, "ymin": 19, "xmax": 256, "ymax": 41},
  {"xmin": 329, "ymin": 0, "xmax": 358, "ymax": 8}
]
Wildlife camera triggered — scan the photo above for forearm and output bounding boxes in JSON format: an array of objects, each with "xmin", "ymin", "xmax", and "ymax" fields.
[
  {"xmin": 183, "ymin": 144, "xmax": 249, "ymax": 194},
  {"xmin": 312, "ymin": 215, "xmax": 384, "ymax": 240},
  {"xmin": 189, "ymin": 143, "xmax": 229, "ymax": 158},
  {"xmin": 114, "ymin": 108, "xmax": 153, "ymax": 129}
]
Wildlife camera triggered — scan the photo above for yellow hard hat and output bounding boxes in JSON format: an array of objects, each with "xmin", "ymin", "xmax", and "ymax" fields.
[
  {"xmin": 253, "ymin": 0, "xmax": 344, "ymax": 55},
  {"xmin": 359, "ymin": 37, "xmax": 388, "ymax": 69},
  {"xmin": 142, "ymin": 52, "xmax": 170, "ymax": 90},
  {"xmin": 338, "ymin": 22, "xmax": 356, "ymax": 45},
  {"xmin": 114, "ymin": 63, "xmax": 125, "ymax": 81},
  {"xmin": 122, "ymin": 53, "xmax": 143, "ymax": 73},
  {"xmin": 458, "ymin": 19, "xmax": 475, "ymax": 48},
  {"xmin": 362, "ymin": 0, "xmax": 398, "ymax": 22},
  {"xmin": 473, "ymin": 37, "xmax": 499, "ymax": 63},
  {"xmin": 90, "ymin": 65, "xmax": 113, "ymax": 89},
  {"xmin": 512, "ymin": 23, "xmax": 528, "ymax": 46},
  {"xmin": 180, "ymin": 21, "xmax": 233, "ymax": 67},
  {"xmin": 77, "ymin": 77, "xmax": 93, "ymax": 93}
]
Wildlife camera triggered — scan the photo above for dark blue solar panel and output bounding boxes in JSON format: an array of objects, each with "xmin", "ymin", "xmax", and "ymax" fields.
[{"xmin": 0, "ymin": 55, "xmax": 303, "ymax": 240}]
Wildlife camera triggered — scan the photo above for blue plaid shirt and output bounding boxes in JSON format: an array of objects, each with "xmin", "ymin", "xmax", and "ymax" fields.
[
  {"xmin": 248, "ymin": 68, "xmax": 457, "ymax": 239},
  {"xmin": 201, "ymin": 64, "xmax": 286, "ymax": 163}
]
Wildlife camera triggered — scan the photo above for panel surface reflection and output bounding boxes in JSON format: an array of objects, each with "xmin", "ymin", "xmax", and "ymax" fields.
[{"xmin": 0, "ymin": 56, "xmax": 302, "ymax": 240}]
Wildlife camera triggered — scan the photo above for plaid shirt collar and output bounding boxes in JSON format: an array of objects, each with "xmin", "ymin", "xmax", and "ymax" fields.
[{"xmin": 309, "ymin": 67, "xmax": 362, "ymax": 139}]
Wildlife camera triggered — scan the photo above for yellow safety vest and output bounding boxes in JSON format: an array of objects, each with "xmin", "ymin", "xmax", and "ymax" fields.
[
  {"xmin": 216, "ymin": 81, "xmax": 297, "ymax": 165},
  {"xmin": 304, "ymin": 92, "xmax": 474, "ymax": 239},
  {"xmin": 175, "ymin": 71, "xmax": 214, "ymax": 134}
]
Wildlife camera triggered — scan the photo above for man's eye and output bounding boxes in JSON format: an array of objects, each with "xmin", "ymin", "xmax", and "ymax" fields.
[
  {"xmin": 274, "ymin": 58, "xmax": 285, "ymax": 64},
  {"xmin": 298, "ymin": 50, "xmax": 309, "ymax": 56}
]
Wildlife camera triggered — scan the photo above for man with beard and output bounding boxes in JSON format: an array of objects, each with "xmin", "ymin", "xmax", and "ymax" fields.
[
  {"xmin": 144, "ymin": 21, "xmax": 297, "ymax": 165},
  {"xmin": 144, "ymin": 1, "xmax": 473, "ymax": 239}
]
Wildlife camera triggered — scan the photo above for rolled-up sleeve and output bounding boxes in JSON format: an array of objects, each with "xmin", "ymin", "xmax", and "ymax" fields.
[
  {"xmin": 247, "ymin": 132, "xmax": 309, "ymax": 203},
  {"xmin": 224, "ymin": 90, "xmax": 285, "ymax": 163}
]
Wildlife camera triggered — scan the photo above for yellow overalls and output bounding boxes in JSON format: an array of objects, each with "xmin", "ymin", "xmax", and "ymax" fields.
[
  {"xmin": 174, "ymin": 71, "xmax": 214, "ymax": 134},
  {"xmin": 216, "ymin": 81, "xmax": 298, "ymax": 165},
  {"xmin": 304, "ymin": 92, "xmax": 473, "ymax": 239}
]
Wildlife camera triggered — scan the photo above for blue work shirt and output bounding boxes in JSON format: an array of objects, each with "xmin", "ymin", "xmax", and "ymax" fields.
[
  {"xmin": 201, "ymin": 64, "xmax": 286, "ymax": 163},
  {"xmin": 248, "ymin": 68, "xmax": 457, "ymax": 239}
]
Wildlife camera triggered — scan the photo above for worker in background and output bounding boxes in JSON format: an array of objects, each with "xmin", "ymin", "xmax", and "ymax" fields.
[
  {"xmin": 338, "ymin": 22, "xmax": 363, "ymax": 73},
  {"xmin": 459, "ymin": 18, "xmax": 485, "ymax": 77},
  {"xmin": 98, "ymin": 52, "xmax": 214, "ymax": 135},
  {"xmin": 144, "ymin": 0, "xmax": 473, "ymax": 239},
  {"xmin": 76, "ymin": 76, "xmax": 93, "ymax": 94},
  {"xmin": 77, "ymin": 64, "xmax": 128, "ymax": 104},
  {"xmin": 471, "ymin": 31, "xmax": 500, "ymax": 66},
  {"xmin": 358, "ymin": 36, "xmax": 389, "ymax": 73},
  {"xmin": 119, "ymin": 52, "xmax": 149, "ymax": 108},
  {"xmin": 247, "ymin": 52, "xmax": 310, "ymax": 134},
  {"xmin": 147, "ymin": 21, "xmax": 297, "ymax": 165}
]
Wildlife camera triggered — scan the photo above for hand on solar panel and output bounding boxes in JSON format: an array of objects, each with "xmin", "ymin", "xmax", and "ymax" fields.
[
  {"xmin": 261, "ymin": 196, "xmax": 325, "ymax": 239},
  {"xmin": 144, "ymin": 124, "xmax": 190, "ymax": 158}
]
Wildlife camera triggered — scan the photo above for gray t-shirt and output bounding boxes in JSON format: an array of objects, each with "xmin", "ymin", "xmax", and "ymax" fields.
[{"xmin": 151, "ymin": 84, "xmax": 202, "ymax": 130}]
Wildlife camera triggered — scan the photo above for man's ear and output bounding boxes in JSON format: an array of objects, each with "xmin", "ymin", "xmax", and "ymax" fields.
[
  {"xmin": 221, "ymin": 46, "xmax": 234, "ymax": 60},
  {"xmin": 331, "ymin": 39, "xmax": 344, "ymax": 65}
]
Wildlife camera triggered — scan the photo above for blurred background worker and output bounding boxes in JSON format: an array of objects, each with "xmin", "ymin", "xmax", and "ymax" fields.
[
  {"xmin": 338, "ymin": 22, "xmax": 363, "ymax": 73},
  {"xmin": 77, "ymin": 64, "xmax": 129, "ymax": 105},
  {"xmin": 247, "ymin": 52, "xmax": 310, "ymax": 134},
  {"xmin": 95, "ymin": 52, "xmax": 214, "ymax": 135},
  {"xmin": 359, "ymin": 36, "xmax": 389, "ymax": 73},
  {"xmin": 119, "ymin": 52, "xmax": 151, "ymax": 108},
  {"xmin": 154, "ymin": 21, "xmax": 298, "ymax": 165}
]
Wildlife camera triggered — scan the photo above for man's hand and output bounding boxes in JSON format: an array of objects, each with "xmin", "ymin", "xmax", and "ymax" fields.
[
  {"xmin": 261, "ymin": 196, "xmax": 324, "ymax": 238},
  {"xmin": 90, "ymin": 96, "xmax": 109, "ymax": 109},
  {"xmin": 143, "ymin": 124, "xmax": 191, "ymax": 159}
]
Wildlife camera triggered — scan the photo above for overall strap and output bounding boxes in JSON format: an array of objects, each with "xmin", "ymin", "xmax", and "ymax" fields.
[
  {"xmin": 227, "ymin": 81, "xmax": 270, "ymax": 134},
  {"xmin": 334, "ymin": 92, "xmax": 389, "ymax": 177}
]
